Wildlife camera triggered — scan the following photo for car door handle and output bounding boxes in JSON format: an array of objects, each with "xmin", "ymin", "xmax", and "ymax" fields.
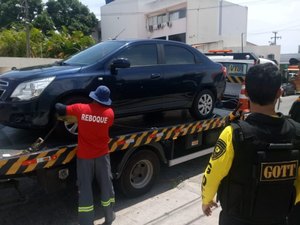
[{"xmin": 151, "ymin": 73, "xmax": 161, "ymax": 79}]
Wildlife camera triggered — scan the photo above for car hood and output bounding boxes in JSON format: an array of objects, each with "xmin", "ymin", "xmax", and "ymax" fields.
[{"xmin": 0, "ymin": 64, "xmax": 82, "ymax": 82}]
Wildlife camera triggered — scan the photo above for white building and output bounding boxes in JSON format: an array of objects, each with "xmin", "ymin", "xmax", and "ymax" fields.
[{"xmin": 101, "ymin": 0, "xmax": 247, "ymax": 52}]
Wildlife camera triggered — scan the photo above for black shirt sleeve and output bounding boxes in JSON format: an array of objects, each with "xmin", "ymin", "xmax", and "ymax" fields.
[{"xmin": 55, "ymin": 103, "xmax": 67, "ymax": 116}]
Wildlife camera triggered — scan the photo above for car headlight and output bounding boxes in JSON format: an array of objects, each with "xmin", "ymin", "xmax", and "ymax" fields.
[{"xmin": 11, "ymin": 77, "xmax": 55, "ymax": 101}]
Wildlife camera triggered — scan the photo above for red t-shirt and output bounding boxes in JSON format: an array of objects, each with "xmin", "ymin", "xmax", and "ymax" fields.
[{"xmin": 66, "ymin": 102, "xmax": 114, "ymax": 159}]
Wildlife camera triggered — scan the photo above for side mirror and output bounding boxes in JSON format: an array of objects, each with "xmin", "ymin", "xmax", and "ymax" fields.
[{"xmin": 110, "ymin": 58, "xmax": 130, "ymax": 74}]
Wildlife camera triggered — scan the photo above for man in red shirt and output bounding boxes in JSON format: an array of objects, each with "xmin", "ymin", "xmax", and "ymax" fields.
[{"xmin": 55, "ymin": 85, "xmax": 115, "ymax": 225}]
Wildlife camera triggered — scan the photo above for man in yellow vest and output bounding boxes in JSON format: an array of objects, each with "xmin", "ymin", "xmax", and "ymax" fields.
[{"xmin": 202, "ymin": 63, "xmax": 300, "ymax": 225}]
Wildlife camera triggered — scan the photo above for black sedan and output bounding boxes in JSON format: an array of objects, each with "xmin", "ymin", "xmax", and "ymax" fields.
[{"xmin": 0, "ymin": 39, "xmax": 226, "ymax": 136}]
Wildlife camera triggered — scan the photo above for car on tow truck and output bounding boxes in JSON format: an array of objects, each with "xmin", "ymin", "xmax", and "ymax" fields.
[{"xmin": 0, "ymin": 39, "xmax": 226, "ymax": 137}]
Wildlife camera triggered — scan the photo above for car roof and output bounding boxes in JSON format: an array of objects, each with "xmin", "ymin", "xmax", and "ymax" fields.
[{"xmin": 105, "ymin": 39, "xmax": 191, "ymax": 46}]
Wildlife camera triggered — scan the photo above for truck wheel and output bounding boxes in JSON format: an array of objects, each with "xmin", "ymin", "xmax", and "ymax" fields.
[
  {"xmin": 117, "ymin": 150, "xmax": 160, "ymax": 198},
  {"xmin": 190, "ymin": 89, "xmax": 215, "ymax": 120},
  {"xmin": 55, "ymin": 96, "xmax": 91, "ymax": 138}
]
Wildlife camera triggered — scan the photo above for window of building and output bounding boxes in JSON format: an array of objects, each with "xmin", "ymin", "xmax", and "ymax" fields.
[
  {"xmin": 157, "ymin": 14, "xmax": 168, "ymax": 24},
  {"xmin": 164, "ymin": 45, "xmax": 195, "ymax": 65},
  {"xmin": 117, "ymin": 44, "xmax": 158, "ymax": 67},
  {"xmin": 148, "ymin": 8, "xmax": 186, "ymax": 26},
  {"xmin": 169, "ymin": 8, "xmax": 186, "ymax": 21},
  {"xmin": 168, "ymin": 33, "xmax": 186, "ymax": 43},
  {"xmin": 148, "ymin": 16, "xmax": 156, "ymax": 26},
  {"xmin": 155, "ymin": 36, "xmax": 167, "ymax": 40}
]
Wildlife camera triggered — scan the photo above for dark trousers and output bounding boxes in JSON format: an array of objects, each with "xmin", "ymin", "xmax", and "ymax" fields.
[
  {"xmin": 219, "ymin": 211, "xmax": 287, "ymax": 225},
  {"xmin": 77, "ymin": 155, "xmax": 115, "ymax": 225},
  {"xmin": 288, "ymin": 203, "xmax": 300, "ymax": 225}
]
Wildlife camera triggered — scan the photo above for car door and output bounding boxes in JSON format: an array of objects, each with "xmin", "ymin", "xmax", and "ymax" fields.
[
  {"xmin": 108, "ymin": 43, "xmax": 166, "ymax": 115},
  {"xmin": 161, "ymin": 44, "xmax": 202, "ymax": 108}
]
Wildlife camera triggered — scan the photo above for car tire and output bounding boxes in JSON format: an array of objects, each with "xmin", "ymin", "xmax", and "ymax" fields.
[
  {"xmin": 55, "ymin": 96, "xmax": 91, "ymax": 138},
  {"xmin": 189, "ymin": 89, "xmax": 215, "ymax": 120},
  {"xmin": 116, "ymin": 149, "xmax": 160, "ymax": 198}
]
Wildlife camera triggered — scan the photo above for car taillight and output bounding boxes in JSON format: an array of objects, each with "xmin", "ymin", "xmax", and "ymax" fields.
[{"xmin": 222, "ymin": 66, "xmax": 227, "ymax": 77}]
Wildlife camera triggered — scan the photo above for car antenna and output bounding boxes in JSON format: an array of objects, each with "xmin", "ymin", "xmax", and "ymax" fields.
[{"xmin": 111, "ymin": 28, "xmax": 126, "ymax": 40}]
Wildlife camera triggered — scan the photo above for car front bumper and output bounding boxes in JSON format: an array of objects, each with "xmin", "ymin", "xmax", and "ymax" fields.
[{"xmin": 0, "ymin": 100, "xmax": 50, "ymax": 129}]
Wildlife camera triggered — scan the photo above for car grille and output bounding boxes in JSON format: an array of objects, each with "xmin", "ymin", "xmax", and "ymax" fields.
[{"xmin": 0, "ymin": 79, "xmax": 8, "ymax": 99}]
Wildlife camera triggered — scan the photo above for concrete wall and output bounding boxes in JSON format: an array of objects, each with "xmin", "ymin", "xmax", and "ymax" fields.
[
  {"xmin": 101, "ymin": 0, "xmax": 247, "ymax": 50},
  {"xmin": 221, "ymin": 1, "xmax": 247, "ymax": 47},
  {"xmin": 0, "ymin": 57, "xmax": 57, "ymax": 74}
]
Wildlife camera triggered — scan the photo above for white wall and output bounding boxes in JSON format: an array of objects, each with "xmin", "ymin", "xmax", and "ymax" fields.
[
  {"xmin": 101, "ymin": 0, "xmax": 248, "ymax": 50},
  {"xmin": 221, "ymin": 1, "xmax": 247, "ymax": 47},
  {"xmin": 101, "ymin": 0, "xmax": 143, "ymax": 40},
  {"xmin": 0, "ymin": 57, "xmax": 57, "ymax": 74},
  {"xmin": 101, "ymin": 0, "xmax": 188, "ymax": 40},
  {"xmin": 186, "ymin": 0, "xmax": 220, "ymax": 45}
]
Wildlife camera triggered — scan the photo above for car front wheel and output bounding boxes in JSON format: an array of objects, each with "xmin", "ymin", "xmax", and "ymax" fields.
[{"xmin": 190, "ymin": 89, "xmax": 215, "ymax": 120}]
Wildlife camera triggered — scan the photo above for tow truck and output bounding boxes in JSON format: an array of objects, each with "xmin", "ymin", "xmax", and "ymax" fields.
[
  {"xmin": 0, "ymin": 50, "xmax": 248, "ymax": 201},
  {"xmin": 0, "ymin": 107, "xmax": 234, "ymax": 200},
  {"xmin": 0, "ymin": 49, "xmax": 248, "ymax": 200}
]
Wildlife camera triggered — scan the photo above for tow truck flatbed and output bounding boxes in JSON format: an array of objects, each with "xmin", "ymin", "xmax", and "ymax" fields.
[{"xmin": 0, "ymin": 108, "xmax": 231, "ymax": 197}]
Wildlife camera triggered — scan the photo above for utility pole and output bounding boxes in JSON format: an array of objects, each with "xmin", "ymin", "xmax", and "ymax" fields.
[
  {"xmin": 270, "ymin": 31, "xmax": 281, "ymax": 45},
  {"xmin": 241, "ymin": 33, "xmax": 244, "ymax": 53},
  {"xmin": 24, "ymin": 0, "xmax": 30, "ymax": 57}
]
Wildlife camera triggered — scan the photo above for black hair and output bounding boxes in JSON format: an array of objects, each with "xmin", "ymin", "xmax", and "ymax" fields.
[{"xmin": 245, "ymin": 63, "xmax": 281, "ymax": 105}]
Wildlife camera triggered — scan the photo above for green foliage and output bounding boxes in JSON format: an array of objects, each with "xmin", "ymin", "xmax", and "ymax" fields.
[
  {"xmin": 0, "ymin": 29, "xmax": 26, "ymax": 56},
  {"xmin": 0, "ymin": 0, "xmax": 43, "ymax": 29},
  {"xmin": 45, "ymin": 27, "xmax": 96, "ymax": 58},
  {"xmin": 0, "ymin": 27, "xmax": 96, "ymax": 58},
  {"xmin": 46, "ymin": 0, "xmax": 98, "ymax": 35},
  {"xmin": 32, "ymin": 11, "xmax": 55, "ymax": 34},
  {"xmin": 0, "ymin": 0, "xmax": 98, "ymax": 58}
]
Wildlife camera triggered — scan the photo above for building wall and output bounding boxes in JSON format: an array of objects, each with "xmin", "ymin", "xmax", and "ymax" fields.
[
  {"xmin": 0, "ymin": 57, "xmax": 57, "ymax": 74},
  {"xmin": 221, "ymin": 1, "xmax": 247, "ymax": 47},
  {"xmin": 101, "ymin": 0, "xmax": 247, "ymax": 51},
  {"xmin": 101, "ymin": 0, "xmax": 146, "ymax": 40}
]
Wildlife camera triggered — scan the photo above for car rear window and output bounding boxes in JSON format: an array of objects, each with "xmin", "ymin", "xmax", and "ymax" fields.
[{"xmin": 164, "ymin": 45, "xmax": 195, "ymax": 65}]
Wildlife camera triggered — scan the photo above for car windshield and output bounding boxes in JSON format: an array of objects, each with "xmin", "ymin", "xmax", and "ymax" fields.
[{"xmin": 63, "ymin": 41, "xmax": 126, "ymax": 66}]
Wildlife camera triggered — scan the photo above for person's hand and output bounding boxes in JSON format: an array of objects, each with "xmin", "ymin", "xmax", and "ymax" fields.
[{"xmin": 202, "ymin": 201, "xmax": 218, "ymax": 216}]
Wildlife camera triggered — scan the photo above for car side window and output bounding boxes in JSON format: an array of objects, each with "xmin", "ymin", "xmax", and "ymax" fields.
[
  {"xmin": 165, "ymin": 45, "xmax": 195, "ymax": 65},
  {"xmin": 117, "ymin": 44, "xmax": 158, "ymax": 67}
]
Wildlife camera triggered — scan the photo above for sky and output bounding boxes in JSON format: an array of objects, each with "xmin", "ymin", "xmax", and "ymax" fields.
[{"xmin": 79, "ymin": 0, "xmax": 300, "ymax": 54}]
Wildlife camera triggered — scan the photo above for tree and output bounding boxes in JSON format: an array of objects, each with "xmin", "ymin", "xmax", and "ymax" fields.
[
  {"xmin": 0, "ymin": 0, "xmax": 98, "ymax": 36},
  {"xmin": 46, "ymin": 0, "xmax": 98, "ymax": 35},
  {"xmin": 0, "ymin": 0, "xmax": 98, "ymax": 58},
  {"xmin": 0, "ymin": 29, "xmax": 26, "ymax": 56},
  {"xmin": 0, "ymin": 27, "xmax": 95, "ymax": 58},
  {"xmin": 0, "ymin": 0, "xmax": 43, "ymax": 29},
  {"xmin": 32, "ymin": 11, "xmax": 55, "ymax": 34},
  {"xmin": 45, "ymin": 27, "xmax": 96, "ymax": 58}
]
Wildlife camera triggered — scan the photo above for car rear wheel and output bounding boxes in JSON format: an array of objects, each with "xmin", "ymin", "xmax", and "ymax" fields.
[
  {"xmin": 116, "ymin": 149, "xmax": 160, "ymax": 198},
  {"xmin": 190, "ymin": 89, "xmax": 215, "ymax": 120}
]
